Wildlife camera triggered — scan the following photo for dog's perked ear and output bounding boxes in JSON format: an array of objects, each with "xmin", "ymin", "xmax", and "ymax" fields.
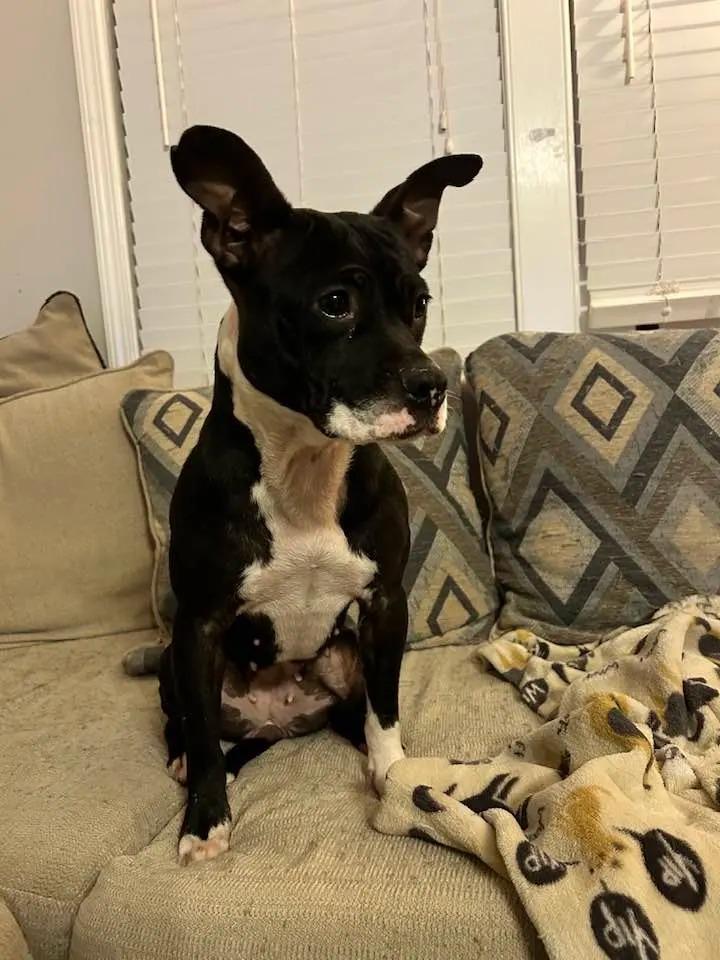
[
  {"xmin": 372, "ymin": 154, "xmax": 483, "ymax": 269},
  {"xmin": 170, "ymin": 125, "xmax": 291, "ymax": 267}
]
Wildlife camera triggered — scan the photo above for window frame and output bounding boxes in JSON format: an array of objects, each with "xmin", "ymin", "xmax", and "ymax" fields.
[{"xmin": 69, "ymin": 0, "xmax": 581, "ymax": 366}]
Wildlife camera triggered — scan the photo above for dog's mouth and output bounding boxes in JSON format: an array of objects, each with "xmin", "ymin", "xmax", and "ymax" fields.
[{"xmin": 324, "ymin": 396, "xmax": 447, "ymax": 444}]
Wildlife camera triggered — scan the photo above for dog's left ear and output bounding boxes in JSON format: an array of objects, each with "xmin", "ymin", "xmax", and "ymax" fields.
[
  {"xmin": 170, "ymin": 125, "xmax": 291, "ymax": 267},
  {"xmin": 372, "ymin": 154, "xmax": 482, "ymax": 268}
]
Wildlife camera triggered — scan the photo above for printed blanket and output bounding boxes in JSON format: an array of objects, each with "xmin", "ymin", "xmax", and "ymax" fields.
[{"xmin": 374, "ymin": 596, "xmax": 720, "ymax": 959}]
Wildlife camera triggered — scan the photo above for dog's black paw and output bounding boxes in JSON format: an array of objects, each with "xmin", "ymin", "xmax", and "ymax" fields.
[{"xmin": 327, "ymin": 696, "xmax": 367, "ymax": 750}]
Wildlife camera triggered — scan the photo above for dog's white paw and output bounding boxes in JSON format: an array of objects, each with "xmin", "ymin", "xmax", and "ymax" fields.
[
  {"xmin": 178, "ymin": 821, "xmax": 230, "ymax": 866},
  {"xmin": 366, "ymin": 754, "xmax": 387, "ymax": 796},
  {"xmin": 365, "ymin": 712, "xmax": 405, "ymax": 796},
  {"xmin": 366, "ymin": 751, "xmax": 405, "ymax": 796},
  {"xmin": 167, "ymin": 754, "xmax": 187, "ymax": 785}
]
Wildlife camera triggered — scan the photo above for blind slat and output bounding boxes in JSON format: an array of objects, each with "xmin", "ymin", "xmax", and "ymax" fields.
[
  {"xmin": 116, "ymin": 0, "xmax": 516, "ymax": 380},
  {"xmin": 573, "ymin": 0, "xmax": 720, "ymax": 323}
]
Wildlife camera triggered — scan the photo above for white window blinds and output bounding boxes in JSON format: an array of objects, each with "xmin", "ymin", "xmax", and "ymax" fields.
[
  {"xmin": 114, "ymin": 0, "xmax": 516, "ymax": 386},
  {"xmin": 574, "ymin": 0, "xmax": 720, "ymax": 329}
]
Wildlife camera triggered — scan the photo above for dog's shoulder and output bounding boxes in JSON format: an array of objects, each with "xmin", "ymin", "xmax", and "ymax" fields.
[
  {"xmin": 346, "ymin": 443, "xmax": 405, "ymax": 512},
  {"xmin": 169, "ymin": 408, "xmax": 272, "ymax": 605},
  {"xmin": 343, "ymin": 444, "xmax": 409, "ymax": 581},
  {"xmin": 174, "ymin": 407, "xmax": 261, "ymax": 505}
]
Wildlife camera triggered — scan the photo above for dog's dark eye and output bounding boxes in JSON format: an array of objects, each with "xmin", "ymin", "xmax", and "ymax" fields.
[
  {"xmin": 317, "ymin": 289, "xmax": 352, "ymax": 320},
  {"xmin": 414, "ymin": 293, "xmax": 430, "ymax": 319}
]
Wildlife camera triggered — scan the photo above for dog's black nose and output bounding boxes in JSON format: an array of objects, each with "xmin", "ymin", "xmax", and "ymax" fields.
[{"xmin": 401, "ymin": 365, "xmax": 447, "ymax": 407}]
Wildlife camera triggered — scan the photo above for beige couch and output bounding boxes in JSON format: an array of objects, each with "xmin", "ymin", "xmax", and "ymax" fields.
[
  {"xmin": 1, "ymin": 296, "xmax": 542, "ymax": 959},
  {"xmin": 3, "ymin": 638, "xmax": 541, "ymax": 960}
]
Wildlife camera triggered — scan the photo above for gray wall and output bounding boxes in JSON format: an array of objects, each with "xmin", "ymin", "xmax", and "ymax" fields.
[{"xmin": 0, "ymin": 0, "xmax": 106, "ymax": 354}]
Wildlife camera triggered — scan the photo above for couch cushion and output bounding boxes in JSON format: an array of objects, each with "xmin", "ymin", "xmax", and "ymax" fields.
[
  {"xmin": 0, "ymin": 292, "xmax": 104, "ymax": 398},
  {"xmin": 466, "ymin": 329, "xmax": 720, "ymax": 644},
  {"xmin": 70, "ymin": 646, "xmax": 540, "ymax": 960},
  {"xmin": 121, "ymin": 346, "xmax": 497, "ymax": 649},
  {"xmin": 0, "ymin": 351, "xmax": 173, "ymax": 644},
  {"xmin": 0, "ymin": 630, "xmax": 183, "ymax": 960},
  {"xmin": 0, "ymin": 900, "xmax": 32, "ymax": 960}
]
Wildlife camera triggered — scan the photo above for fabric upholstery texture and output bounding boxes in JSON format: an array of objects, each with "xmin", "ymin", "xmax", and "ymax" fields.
[
  {"xmin": 466, "ymin": 330, "xmax": 720, "ymax": 644},
  {"xmin": 0, "ymin": 630, "xmax": 181, "ymax": 960},
  {"xmin": 0, "ymin": 632, "xmax": 538, "ymax": 960},
  {"xmin": 0, "ymin": 351, "xmax": 173, "ymax": 645},
  {"xmin": 0, "ymin": 292, "xmax": 104, "ymax": 398},
  {"xmin": 68, "ymin": 644, "xmax": 539, "ymax": 960},
  {"xmin": 121, "ymin": 348, "xmax": 497, "ymax": 649},
  {"xmin": 0, "ymin": 900, "xmax": 32, "ymax": 960}
]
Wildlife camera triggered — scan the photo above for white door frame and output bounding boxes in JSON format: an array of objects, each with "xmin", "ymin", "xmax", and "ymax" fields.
[
  {"xmin": 498, "ymin": 0, "xmax": 580, "ymax": 333},
  {"xmin": 68, "ymin": 0, "xmax": 139, "ymax": 366},
  {"xmin": 69, "ymin": 0, "xmax": 581, "ymax": 366}
]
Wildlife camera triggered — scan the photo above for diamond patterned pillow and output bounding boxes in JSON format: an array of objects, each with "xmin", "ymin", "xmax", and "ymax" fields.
[
  {"xmin": 121, "ymin": 349, "xmax": 497, "ymax": 650},
  {"xmin": 466, "ymin": 330, "xmax": 720, "ymax": 645}
]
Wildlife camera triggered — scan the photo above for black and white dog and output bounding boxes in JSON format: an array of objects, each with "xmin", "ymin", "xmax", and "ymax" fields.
[{"xmin": 160, "ymin": 126, "xmax": 482, "ymax": 864}]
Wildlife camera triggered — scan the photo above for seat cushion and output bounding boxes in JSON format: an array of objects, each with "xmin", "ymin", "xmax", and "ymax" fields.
[
  {"xmin": 0, "ymin": 292, "xmax": 104, "ymax": 398},
  {"xmin": 0, "ymin": 351, "xmax": 173, "ymax": 644},
  {"xmin": 0, "ymin": 900, "xmax": 31, "ymax": 960},
  {"xmin": 121, "ymin": 344, "xmax": 497, "ymax": 649},
  {"xmin": 0, "ymin": 631, "xmax": 183, "ymax": 960},
  {"xmin": 466, "ymin": 329, "xmax": 720, "ymax": 644},
  {"xmin": 70, "ymin": 647, "xmax": 541, "ymax": 960}
]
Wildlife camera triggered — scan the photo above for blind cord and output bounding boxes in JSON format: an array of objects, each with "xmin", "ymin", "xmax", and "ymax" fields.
[
  {"xmin": 623, "ymin": 0, "xmax": 635, "ymax": 85},
  {"xmin": 647, "ymin": 0, "xmax": 676, "ymax": 318},
  {"xmin": 169, "ymin": 0, "xmax": 213, "ymax": 378},
  {"xmin": 434, "ymin": 0, "xmax": 454, "ymax": 155},
  {"xmin": 288, "ymin": 0, "xmax": 305, "ymax": 206},
  {"xmin": 422, "ymin": 0, "xmax": 449, "ymax": 345},
  {"xmin": 149, "ymin": 0, "xmax": 171, "ymax": 148}
]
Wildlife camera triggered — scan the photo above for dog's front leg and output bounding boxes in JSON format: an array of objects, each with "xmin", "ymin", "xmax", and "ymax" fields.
[
  {"xmin": 359, "ymin": 586, "xmax": 407, "ymax": 795},
  {"xmin": 173, "ymin": 606, "xmax": 230, "ymax": 865}
]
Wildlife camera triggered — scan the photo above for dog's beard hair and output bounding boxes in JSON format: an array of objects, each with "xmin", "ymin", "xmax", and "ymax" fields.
[
  {"xmin": 325, "ymin": 402, "xmax": 417, "ymax": 443},
  {"xmin": 326, "ymin": 395, "xmax": 448, "ymax": 443},
  {"xmin": 434, "ymin": 396, "xmax": 448, "ymax": 433}
]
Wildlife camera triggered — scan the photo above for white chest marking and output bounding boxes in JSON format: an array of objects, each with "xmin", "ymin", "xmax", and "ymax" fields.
[
  {"xmin": 241, "ymin": 481, "xmax": 376, "ymax": 660},
  {"xmin": 217, "ymin": 303, "xmax": 377, "ymax": 659}
]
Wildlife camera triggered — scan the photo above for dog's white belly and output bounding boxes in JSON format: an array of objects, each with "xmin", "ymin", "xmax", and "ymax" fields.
[{"xmin": 240, "ymin": 523, "xmax": 376, "ymax": 660}]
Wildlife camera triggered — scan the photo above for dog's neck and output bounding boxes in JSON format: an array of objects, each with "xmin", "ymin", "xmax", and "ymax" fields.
[{"xmin": 217, "ymin": 304, "xmax": 352, "ymax": 528}]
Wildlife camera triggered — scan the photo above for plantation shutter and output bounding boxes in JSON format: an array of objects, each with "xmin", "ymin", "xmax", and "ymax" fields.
[
  {"xmin": 573, "ymin": 0, "xmax": 720, "ymax": 329},
  {"xmin": 114, "ymin": 0, "xmax": 516, "ymax": 386}
]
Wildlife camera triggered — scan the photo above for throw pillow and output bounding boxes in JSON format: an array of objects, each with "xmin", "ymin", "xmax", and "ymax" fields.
[
  {"xmin": 122, "ymin": 348, "xmax": 497, "ymax": 649},
  {"xmin": 0, "ymin": 291, "xmax": 104, "ymax": 398},
  {"xmin": 466, "ymin": 329, "xmax": 720, "ymax": 644},
  {"xmin": 0, "ymin": 351, "xmax": 174, "ymax": 645}
]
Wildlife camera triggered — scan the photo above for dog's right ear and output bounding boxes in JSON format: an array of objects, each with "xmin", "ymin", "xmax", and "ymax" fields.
[{"xmin": 170, "ymin": 125, "xmax": 291, "ymax": 267}]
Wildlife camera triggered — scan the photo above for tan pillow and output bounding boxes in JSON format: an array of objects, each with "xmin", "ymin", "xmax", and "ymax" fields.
[
  {"xmin": 0, "ymin": 291, "xmax": 104, "ymax": 398},
  {"xmin": 0, "ymin": 351, "xmax": 173, "ymax": 645}
]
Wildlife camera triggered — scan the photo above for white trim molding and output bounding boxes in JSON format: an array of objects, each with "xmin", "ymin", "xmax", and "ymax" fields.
[
  {"xmin": 499, "ymin": 0, "xmax": 580, "ymax": 333},
  {"xmin": 589, "ymin": 290, "xmax": 720, "ymax": 330},
  {"xmin": 68, "ymin": 0, "xmax": 139, "ymax": 366}
]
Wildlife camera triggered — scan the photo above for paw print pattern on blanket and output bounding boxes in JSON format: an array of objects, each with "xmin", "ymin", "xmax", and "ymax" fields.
[{"xmin": 373, "ymin": 596, "xmax": 720, "ymax": 960}]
